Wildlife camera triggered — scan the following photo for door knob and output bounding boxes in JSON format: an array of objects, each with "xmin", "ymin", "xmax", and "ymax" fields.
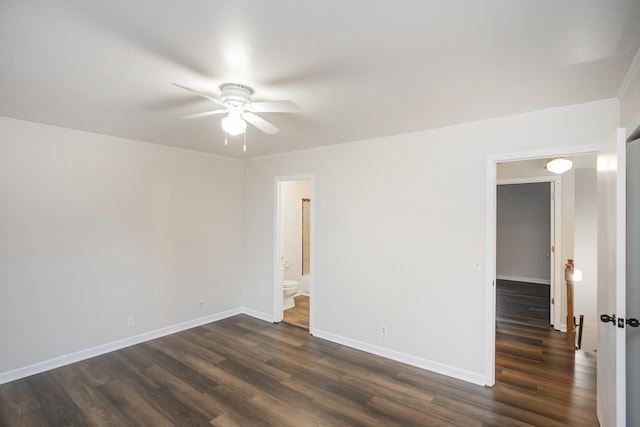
[
  {"xmin": 600, "ymin": 314, "xmax": 616, "ymax": 324},
  {"xmin": 600, "ymin": 314, "xmax": 639, "ymax": 328}
]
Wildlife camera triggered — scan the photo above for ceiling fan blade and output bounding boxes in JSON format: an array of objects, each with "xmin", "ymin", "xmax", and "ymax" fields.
[
  {"xmin": 172, "ymin": 83, "xmax": 225, "ymax": 106},
  {"xmin": 180, "ymin": 109, "xmax": 228, "ymax": 120},
  {"xmin": 250, "ymin": 100, "xmax": 300, "ymax": 113},
  {"xmin": 242, "ymin": 112, "xmax": 280, "ymax": 134}
]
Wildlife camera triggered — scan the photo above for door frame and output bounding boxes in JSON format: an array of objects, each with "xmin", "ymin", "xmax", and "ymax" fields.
[
  {"xmin": 496, "ymin": 177, "xmax": 561, "ymax": 328},
  {"xmin": 596, "ymin": 128, "xmax": 627, "ymax": 425},
  {"xmin": 484, "ymin": 143, "xmax": 601, "ymax": 386},
  {"xmin": 274, "ymin": 174, "xmax": 315, "ymax": 333}
]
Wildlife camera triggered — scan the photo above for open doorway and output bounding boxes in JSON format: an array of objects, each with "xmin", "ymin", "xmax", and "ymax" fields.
[
  {"xmin": 496, "ymin": 175, "xmax": 560, "ymax": 324},
  {"xmin": 496, "ymin": 180, "xmax": 554, "ymax": 327},
  {"xmin": 494, "ymin": 155, "xmax": 598, "ymax": 339},
  {"xmin": 490, "ymin": 154, "xmax": 599, "ymax": 419},
  {"xmin": 275, "ymin": 177, "xmax": 313, "ymax": 331},
  {"xmin": 484, "ymin": 149, "xmax": 599, "ymax": 386}
]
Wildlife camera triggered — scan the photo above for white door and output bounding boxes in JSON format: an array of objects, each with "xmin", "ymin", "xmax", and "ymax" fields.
[
  {"xmin": 549, "ymin": 180, "xmax": 557, "ymax": 326},
  {"xmin": 627, "ymin": 138, "xmax": 640, "ymax": 426},
  {"xmin": 597, "ymin": 128, "xmax": 627, "ymax": 427}
]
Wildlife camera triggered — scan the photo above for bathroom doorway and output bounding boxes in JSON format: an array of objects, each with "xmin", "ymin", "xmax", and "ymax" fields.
[{"xmin": 275, "ymin": 177, "xmax": 313, "ymax": 331}]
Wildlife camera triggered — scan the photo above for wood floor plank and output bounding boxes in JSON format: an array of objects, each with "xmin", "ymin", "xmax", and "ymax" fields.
[
  {"xmin": 367, "ymin": 395, "xmax": 458, "ymax": 427},
  {"xmin": 280, "ymin": 376, "xmax": 399, "ymax": 427},
  {"xmin": 48, "ymin": 367, "xmax": 131, "ymax": 427},
  {"xmin": 97, "ymin": 378, "xmax": 175, "ymax": 427},
  {"xmin": 248, "ymin": 390, "xmax": 355, "ymax": 427},
  {"xmin": 24, "ymin": 373, "xmax": 92, "ymax": 426},
  {"xmin": 0, "ymin": 380, "xmax": 42, "ymax": 427}
]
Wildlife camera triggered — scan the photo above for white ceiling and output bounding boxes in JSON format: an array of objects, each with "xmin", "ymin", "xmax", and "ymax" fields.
[{"xmin": 2, "ymin": 1, "xmax": 640, "ymax": 159}]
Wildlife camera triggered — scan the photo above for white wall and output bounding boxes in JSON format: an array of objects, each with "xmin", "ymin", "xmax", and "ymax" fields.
[
  {"xmin": 574, "ymin": 167, "xmax": 598, "ymax": 351},
  {"xmin": 0, "ymin": 100, "xmax": 620, "ymax": 386},
  {"xmin": 243, "ymin": 101, "xmax": 619, "ymax": 383},
  {"xmin": 496, "ymin": 183, "xmax": 550, "ymax": 284},
  {"xmin": 0, "ymin": 117, "xmax": 245, "ymax": 376},
  {"xmin": 281, "ymin": 180, "xmax": 311, "ymax": 294},
  {"xmin": 620, "ymin": 53, "xmax": 640, "ymax": 131}
]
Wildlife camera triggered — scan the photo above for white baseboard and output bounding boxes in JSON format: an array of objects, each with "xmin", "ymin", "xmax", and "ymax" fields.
[
  {"xmin": 0, "ymin": 308, "xmax": 243, "ymax": 385},
  {"xmin": 496, "ymin": 275, "xmax": 550, "ymax": 285},
  {"xmin": 241, "ymin": 307, "xmax": 275, "ymax": 323},
  {"xmin": 312, "ymin": 329, "xmax": 486, "ymax": 386},
  {"xmin": 2, "ymin": 307, "xmax": 486, "ymax": 390}
]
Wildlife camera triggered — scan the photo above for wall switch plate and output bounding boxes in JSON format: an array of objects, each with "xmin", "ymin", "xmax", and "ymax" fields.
[
  {"xmin": 127, "ymin": 315, "xmax": 135, "ymax": 327},
  {"xmin": 473, "ymin": 258, "xmax": 482, "ymax": 272}
]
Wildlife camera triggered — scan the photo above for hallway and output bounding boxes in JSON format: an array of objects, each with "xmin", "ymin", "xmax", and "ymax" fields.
[{"xmin": 495, "ymin": 280, "xmax": 597, "ymax": 425}]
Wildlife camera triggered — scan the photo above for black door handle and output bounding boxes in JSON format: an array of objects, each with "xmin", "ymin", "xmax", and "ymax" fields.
[
  {"xmin": 600, "ymin": 314, "xmax": 616, "ymax": 324},
  {"xmin": 600, "ymin": 314, "xmax": 639, "ymax": 327}
]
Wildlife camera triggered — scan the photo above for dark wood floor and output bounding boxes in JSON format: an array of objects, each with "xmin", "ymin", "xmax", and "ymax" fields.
[
  {"xmin": 0, "ymin": 283, "xmax": 597, "ymax": 426},
  {"xmin": 283, "ymin": 294, "xmax": 309, "ymax": 329},
  {"xmin": 495, "ymin": 280, "xmax": 597, "ymax": 426}
]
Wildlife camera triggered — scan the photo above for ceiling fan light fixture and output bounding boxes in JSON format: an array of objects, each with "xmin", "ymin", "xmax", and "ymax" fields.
[
  {"xmin": 545, "ymin": 158, "xmax": 573, "ymax": 174},
  {"xmin": 221, "ymin": 107, "xmax": 246, "ymax": 136}
]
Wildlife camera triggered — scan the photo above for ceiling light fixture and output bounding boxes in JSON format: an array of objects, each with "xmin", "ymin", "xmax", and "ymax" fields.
[
  {"xmin": 545, "ymin": 158, "xmax": 573, "ymax": 174},
  {"xmin": 221, "ymin": 107, "xmax": 247, "ymax": 136}
]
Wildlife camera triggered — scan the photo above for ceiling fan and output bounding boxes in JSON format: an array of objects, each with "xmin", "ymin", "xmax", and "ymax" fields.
[{"xmin": 173, "ymin": 82, "xmax": 299, "ymax": 144}]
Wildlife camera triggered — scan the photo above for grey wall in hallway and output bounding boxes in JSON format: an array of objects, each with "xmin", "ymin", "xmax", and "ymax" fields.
[{"xmin": 497, "ymin": 183, "xmax": 551, "ymax": 284}]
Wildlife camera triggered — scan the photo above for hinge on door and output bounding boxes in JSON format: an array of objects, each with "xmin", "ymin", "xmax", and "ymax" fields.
[
  {"xmin": 551, "ymin": 298, "xmax": 555, "ymax": 305},
  {"xmin": 551, "ymin": 245, "xmax": 555, "ymax": 253}
]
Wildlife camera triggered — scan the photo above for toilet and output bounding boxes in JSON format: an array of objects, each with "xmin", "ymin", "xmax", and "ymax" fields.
[{"xmin": 283, "ymin": 280, "xmax": 299, "ymax": 310}]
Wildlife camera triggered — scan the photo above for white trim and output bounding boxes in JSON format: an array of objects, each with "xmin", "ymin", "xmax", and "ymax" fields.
[
  {"xmin": 497, "ymin": 176, "xmax": 559, "ymax": 185},
  {"xmin": 246, "ymin": 100, "xmax": 617, "ymax": 162},
  {"xmin": 615, "ymin": 129, "xmax": 627, "ymax": 425},
  {"xmin": 490, "ymin": 143, "xmax": 603, "ymax": 164},
  {"xmin": 0, "ymin": 308, "xmax": 244, "ymax": 385},
  {"xmin": 485, "ymin": 142, "xmax": 602, "ymax": 387},
  {"xmin": 242, "ymin": 307, "xmax": 276, "ymax": 323},
  {"xmin": 0, "ymin": 116, "xmax": 242, "ymax": 162},
  {"xmin": 617, "ymin": 46, "xmax": 640, "ymax": 100},
  {"xmin": 484, "ymin": 156, "xmax": 497, "ymax": 386},
  {"xmin": 1, "ymin": 308, "xmax": 488, "ymax": 389},
  {"xmin": 274, "ymin": 175, "xmax": 315, "ymax": 334},
  {"xmin": 274, "ymin": 179, "xmax": 284, "ymax": 323},
  {"xmin": 496, "ymin": 275, "xmax": 550, "ymax": 285},
  {"xmin": 312, "ymin": 329, "xmax": 486, "ymax": 386},
  {"xmin": 551, "ymin": 180, "xmax": 563, "ymax": 329}
]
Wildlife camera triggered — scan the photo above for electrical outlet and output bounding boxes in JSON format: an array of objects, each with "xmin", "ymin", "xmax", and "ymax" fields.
[
  {"xmin": 380, "ymin": 324, "xmax": 388, "ymax": 336},
  {"xmin": 197, "ymin": 300, "xmax": 203, "ymax": 310},
  {"xmin": 127, "ymin": 315, "xmax": 135, "ymax": 327}
]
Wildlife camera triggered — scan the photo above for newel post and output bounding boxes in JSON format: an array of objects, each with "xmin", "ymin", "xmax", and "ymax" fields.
[{"xmin": 565, "ymin": 259, "xmax": 575, "ymax": 348}]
